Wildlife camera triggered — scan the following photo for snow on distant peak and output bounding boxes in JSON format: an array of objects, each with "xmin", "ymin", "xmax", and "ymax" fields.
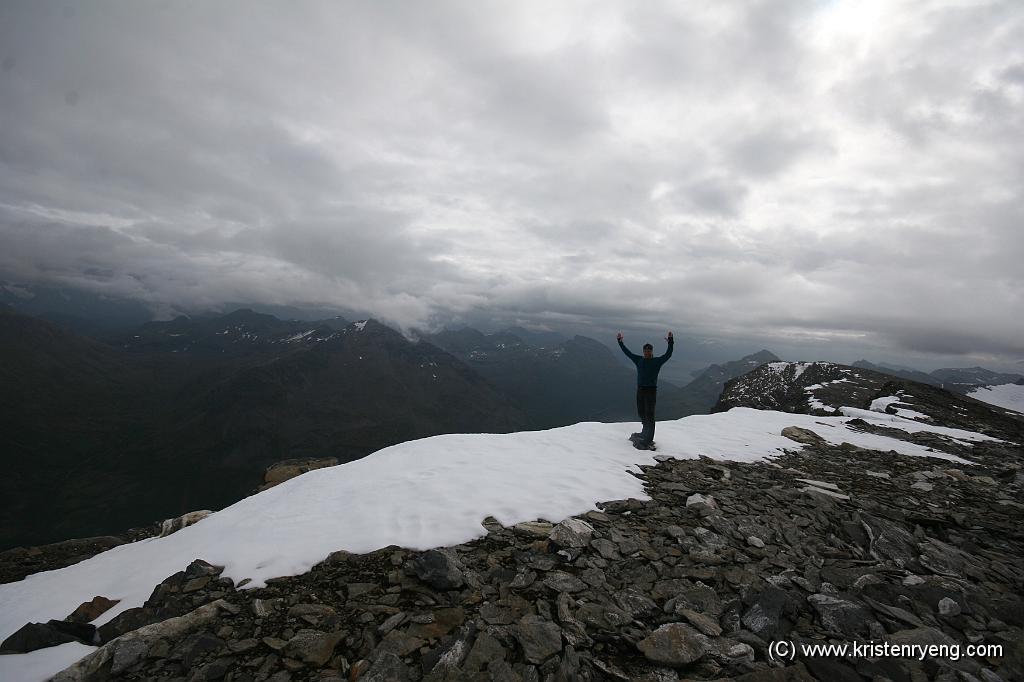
[
  {"xmin": 766, "ymin": 361, "xmax": 812, "ymax": 379},
  {"xmin": 968, "ymin": 383, "xmax": 1024, "ymax": 414},
  {"xmin": 283, "ymin": 329, "xmax": 316, "ymax": 343},
  {"xmin": 354, "ymin": 320, "xmax": 368, "ymax": 332}
]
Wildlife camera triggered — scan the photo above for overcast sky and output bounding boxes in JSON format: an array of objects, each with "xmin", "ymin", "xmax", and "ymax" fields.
[{"xmin": 1, "ymin": 1, "xmax": 1022, "ymax": 370}]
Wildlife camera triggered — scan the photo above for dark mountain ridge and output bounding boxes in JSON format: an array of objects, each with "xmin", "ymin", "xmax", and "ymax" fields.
[
  {"xmin": 422, "ymin": 327, "xmax": 646, "ymax": 427},
  {"xmin": 658, "ymin": 349, "xmax": 780, "ymax": 418},
  {"xmin": 930, "ymin": 366, "xmax": 1024, "ymax": 392},
  {"xmin": 0, "ymin": 308, "xmax": 523, "ymax": 551},
  {"xmin": 852, "ymin": 359, "xmax": 1023, "ymax": 393},
  {"xmin": 714, "ymin": 360, "xmax": 1024, "ymax": 441}
]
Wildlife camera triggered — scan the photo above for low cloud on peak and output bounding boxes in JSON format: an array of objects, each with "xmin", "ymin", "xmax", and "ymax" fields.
[{"xmin": 0, "ymin": 1, "xmax": 1021, "ymax": 367}]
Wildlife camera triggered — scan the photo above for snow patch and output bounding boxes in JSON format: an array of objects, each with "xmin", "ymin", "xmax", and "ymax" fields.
[
  {"xmin": 891, "ymin": 408, "xmax": 931, "ymax": 421},
  {"xmin": 766, "ymin": 361, "xmax": 813, "ymax": 379},
  {"xmin": 870, "ymin": 395, "xmax": 902, "ymax": 412},
  {"xmin": 283, "ymin": 329, "xmax": 316, "ymax": 343},
  {"xmin": 354, "ymin": 321, "xmax": 368, "ymax": 332},
  {"xmin": 869, "ymin": 393, "xmax": 932, "ymax": 421},
  {"xmin": 968, "ymin": 383, "xmax": 1024, "ymax": 414},
  {"xmin": 840, "ymin": 407, "xmax": 1003, "ymax": 443},
  {"xmin": 804, "ymin": 378, "xmax": 852, "ymax": 411},
  {"xmin": 0, "ymin": 642, "xmax": 94, "ymax": 682},
  {"xmin": 791, "ymin": 362, "xmax": 811, "ymax": 380}
]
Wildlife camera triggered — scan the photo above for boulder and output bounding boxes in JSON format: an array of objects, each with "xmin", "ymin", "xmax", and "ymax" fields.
[
  {"xmin": 781, "ymin": 426, "xmax": 825, "ymax": 445},
  {"xmin": 51, "ymin": 600, "xmax": 230, "ymax": 682},
  {"xmin": 158, "ymin": 510, "xmax": 212, "ymax": 537},
  {"xmin": 0, "ymin": 620, "xmax": 93, "ymax": 653},
  {"xmin": 548, "ymin": 518, "xmax": 594, "ymax": 549},
  {"xmin": 260, "ymin": 457, "xmax": 338, "ymax": 490},
  {"xmin": 66, "ymin": 596, "xmax": 120, "ymax": 624}
]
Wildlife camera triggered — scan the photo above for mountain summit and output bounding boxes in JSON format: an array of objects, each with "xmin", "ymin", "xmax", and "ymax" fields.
[{"xmin": 1, "ymin": 353, "xmax": 1021, "ymax": 680}]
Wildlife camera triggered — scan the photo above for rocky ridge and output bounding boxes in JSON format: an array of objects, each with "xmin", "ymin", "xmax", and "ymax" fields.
[
  {"xmin": 10, "ymin": 416, "xmax": 1021, "ymax": 681},
  {"xmin": 714, "ymin": 362, "xmax": 1024, "ymax": 428}
]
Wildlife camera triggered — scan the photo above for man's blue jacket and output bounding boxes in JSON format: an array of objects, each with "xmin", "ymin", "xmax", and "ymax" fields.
[{"xmin": 618, "ymin": 338, "xmax": 673, "ymax": 387}]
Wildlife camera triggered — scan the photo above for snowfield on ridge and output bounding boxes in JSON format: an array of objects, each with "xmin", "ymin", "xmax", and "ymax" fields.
[
  {"xmin": 968, "ymin": 383, "xmax": 1024, "ymax": 414},
  {"xmin": 0, "ymin": 406, "xmax": 1003, "ymax": 680}
]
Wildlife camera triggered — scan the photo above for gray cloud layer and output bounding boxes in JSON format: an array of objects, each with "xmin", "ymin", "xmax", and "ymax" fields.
[{"xmin": 1, "ymin": 1, "xmax": 1022, "ymax": 366}]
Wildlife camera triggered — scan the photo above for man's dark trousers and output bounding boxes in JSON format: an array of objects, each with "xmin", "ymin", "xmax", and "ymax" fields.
[{"xmin": 637, "ymin": 387, "xmax": 657, "ymax": 444}]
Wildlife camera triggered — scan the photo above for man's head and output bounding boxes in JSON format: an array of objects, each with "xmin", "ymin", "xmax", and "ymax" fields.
[{"xmin": 643, "ymin": 343, "xmax": 654, "ymax": 358}]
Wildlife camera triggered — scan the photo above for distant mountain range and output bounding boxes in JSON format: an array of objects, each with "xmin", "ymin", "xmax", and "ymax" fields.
[
  {"xmin": 658, "ymin": 349, "xmax": 780, "ymax": 418},
  {"xmin": 421, "ymin": 327, "xmax": 644, "ymax": 427},
  {"xmin": 853, "ymin": 359, "xmax": 1023, "ymax": 393},
  {"xmin": 0, "ymin": 306, "xmax": 522, "ymax": 550},
  {"xmin": 5, "ymin": 299, "xmax": 1022, "ymax": 552}
]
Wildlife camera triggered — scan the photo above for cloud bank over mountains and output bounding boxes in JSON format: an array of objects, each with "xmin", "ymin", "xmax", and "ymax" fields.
[{"xmin": 1, "ymin": 1, "xmax": 1021, "ymax": 365}]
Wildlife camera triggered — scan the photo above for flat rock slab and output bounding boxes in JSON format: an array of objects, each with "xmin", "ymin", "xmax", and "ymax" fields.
[{"xmin": 637, "ymin": 622, "xmax": 708, "ymax": 667}]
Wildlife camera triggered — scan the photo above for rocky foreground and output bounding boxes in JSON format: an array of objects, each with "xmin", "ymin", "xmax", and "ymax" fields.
[{"xmin": 6, "ymin": 420, "xmax": 1022, "ymax": 682}]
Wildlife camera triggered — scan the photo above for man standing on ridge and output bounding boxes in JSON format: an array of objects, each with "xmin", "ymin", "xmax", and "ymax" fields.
[{"xmin": 617, "ymin": 330, "xmax": 674, "ymax": 449}]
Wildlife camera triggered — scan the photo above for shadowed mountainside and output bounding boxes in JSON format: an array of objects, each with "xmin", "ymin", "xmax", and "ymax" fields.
[{"xmin": 0, "ymin": 308, "xmax": 523, "ymax": 550}]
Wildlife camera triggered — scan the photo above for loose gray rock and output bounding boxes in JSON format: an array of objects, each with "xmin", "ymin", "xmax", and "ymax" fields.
[
  {"xmin": 860, "ymin": 513, "xmax": 919, "ymax": 568},
  {"xmin": 938, "ymin": 597, "xmax": 961, "ymax": 616},
  {"xmin": 637, "ymin": 622, "xmax": 708, "ymax": 667},
  {"xmin": 678, "ymin": 608, "xmax": 723, "ymax": 636},
  {"xmin": 462, "ymin": 630, "xmax": 507, "ymax": 672},
  {"xmin": 807, "ymin": 593, "xmax": 873, "ymax": 637},
  {"xmin": 362, "ymin": 651, "xmax": 411, "ymax": 682},
  {"xmin": 514, "ymin": 615, "xmax": 563, "ymax": 664},
  {"xmin": 514, "ymin": 521, "xmax": 554, "ymax": 538},
  {"xmin": 410, "ymin": 549, "xmax": 465, "ymax": 591},
  {"xmin": 590, "ymin": 538, "xmax": 621, "ymax": 560},
  {"xmin": 285, "ymin": 629, "xmax": 343, "ymax": 666},
  {"xmin": 742, "ymin": 587, "xmax": 790, "ymax": 640},
  {"xmin": 376, "ymin": 629, "xmax": 425, "ymax": 658},
  {"xmin": 542, "ymin": 571, "xmax": 587, "ymax": 593},
  {"xmin": 286, "ymin": 603, "xmax": 337, "ymax": 621},
  {"xmin": 686, "ymin": 493, "xmax": 719, "ymax": 513},
  {"xmin": 548, "ymin": 518, "xmax": 594, "ymax": 549}
]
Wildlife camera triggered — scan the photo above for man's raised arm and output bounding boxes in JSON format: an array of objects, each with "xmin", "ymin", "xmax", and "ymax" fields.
[
  {"xmin": 616, "ymin": 332, "xmax": 640, "ymax": 361},
  {"xmin": 660, "ymin": 331, "xmax": 674, "ymax": 360}
]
